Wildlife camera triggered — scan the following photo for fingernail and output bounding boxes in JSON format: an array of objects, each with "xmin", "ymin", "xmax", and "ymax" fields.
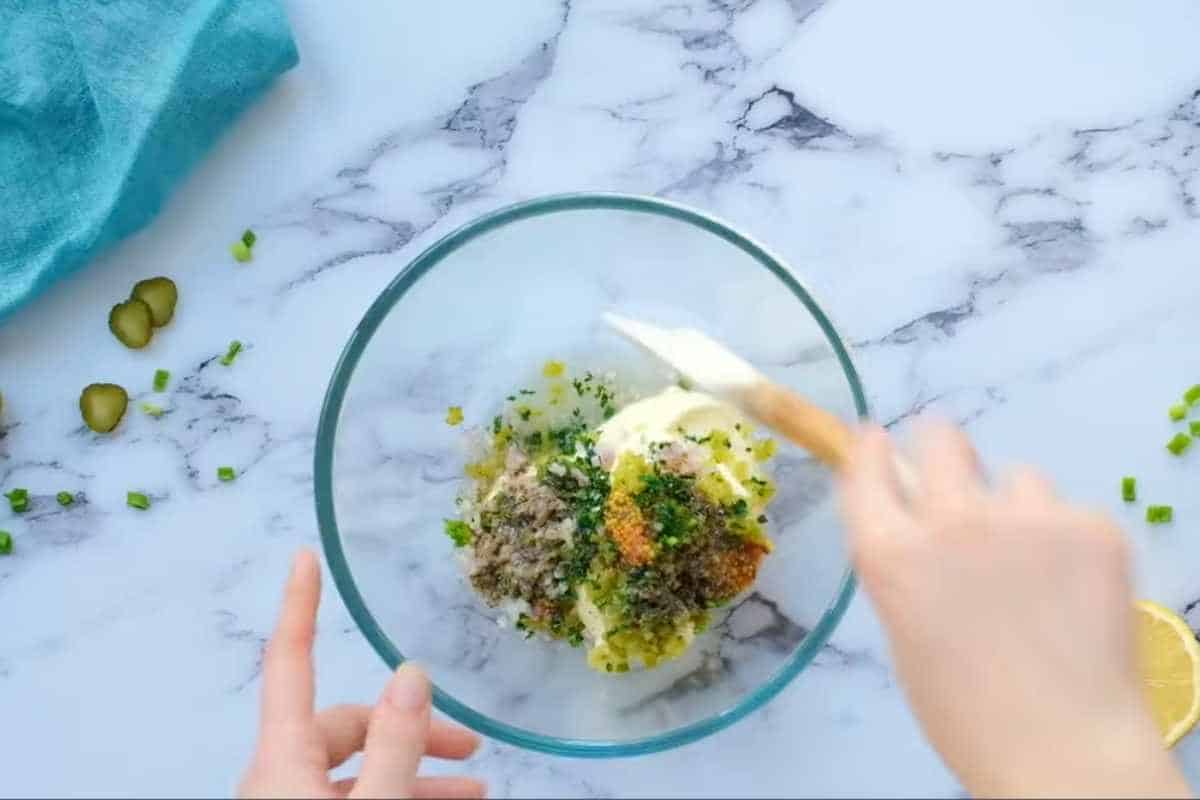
[{"xmin": 387, "ymin": 664, "xmax": 430, "ymax": 711}]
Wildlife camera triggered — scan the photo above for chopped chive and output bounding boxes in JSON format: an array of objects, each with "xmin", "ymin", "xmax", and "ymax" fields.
[
  {"xmin": 443, "ymin": 519, "xmax": 473, "ymax": 547},
  {"xmin": 1121, "ymin": 477, "xmax": 1136, "ymax": 503},
  {"xmin": 1186, "ymin": 385, "xmax": 1200, "ymax": 405},
  {"xmin": 1146, "ymin": 505, "xmax": 1174, "ymax": 524},
  {"xmin": 153, "ymin": 369, "xmax": 170, "ymax": 392},
  {"xmin": 1167, "ymin": 433, "xmax": 1192, "ymax": 455},
  {"xmin": 1191, "ymin": 420, "xmax": 1200, "ymax": 437},
  {"xmin": 219, "ymin": 340, "xmax": 243, "ymax": 366},
  {"xmin": 230, "ymin": 241, "xmax": 252, "ymax": 263},
  {"xmin": 56, "ymin": 491, "xmax": 74, "ymax": 507},
  {"xmin": 1169, "ymin": 403, "xmax": 1188, "ymax": 421},
  {"xmin": 217, "ymin": 466, "xmax": 236, "ymax": 482},
  {"xmin": 0, "ymin": 530, "xmax": 10, "ymax": 555},
  {"xmin": 241, "ymin": 229, "xmax": 257, "ymax": 248},
  {"xmin": 445, "ymin": 406, "xmax": 464, "ymax": 426},
  {"xmin": 5, "ymin": 488, "xmax": 29, "ymax": 513},
  {"xmin": 126, "ymin": 491, "xmax": 150, "ymax": 510},
  {"xmin": 141, "ymin": 402, "xmax": 165, "ymax": 418}
]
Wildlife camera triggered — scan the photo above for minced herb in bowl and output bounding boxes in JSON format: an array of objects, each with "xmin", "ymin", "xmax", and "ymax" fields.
[{"xmin": 445, "ymin": 362, "xmax": 778, "ymax": 673}]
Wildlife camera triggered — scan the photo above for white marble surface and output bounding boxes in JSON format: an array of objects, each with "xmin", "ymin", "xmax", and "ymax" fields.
[{"xmin": 3, "ymin": 0, "xmax": 1200, "ymax": 795}]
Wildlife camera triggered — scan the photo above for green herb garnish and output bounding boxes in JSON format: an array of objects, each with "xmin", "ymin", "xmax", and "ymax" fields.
[
  {"xmin": 241, "ymin": 229, "xmax": 257, "ymax": 248},
  {"xmin": 56, "ymin": 491, "xmax": 75, "ymax": 507},
  {"xmin": 219, "ymin": 340, "xmax": 243, "ymax": 366},
  {"xmin": 230, "ymin": 240, "xmax": 252, "ymax": 263},
  {"xmin": 1190, "ymin": 421, "xmax": 1200, "ymax": 437},
  {"xmin": 1170, "ymin": 403, "xmax": 1187, "ymax": 421},
  {"xmin": 1167, "ymin": 433, "xmax": 1191, "ymax": 456},
  {"xmin": 1186, "ymin": 385, "xmax": 1200, "ymax": 405},
  {"xmin": 1146, "ymin": 505, "xmax": 1173, "ymax": 524},
  {"xmin": 153, "ymin": 369, "xmax": 170, "ymax": 392},
  {"xmin": 141, "ymin": 403, "xmax": 165, "ymax": 418},
  {"xmin": 0, "ymin": 530, "xmax": 11, "ymax": 555},
  {"xmin": 127, "ymin": 491, "xmax": 150, "ymax": 510},
  {"xmin": 1121, "ymin": 477, "xmax": 1136, "ymax": 503},
  {"xmin": 217, "ymin": 467, "xmax": 236, "ymax": 482},
  {"xmin": 444, "ymin": 519, "xmax": 473, "ymax": 547},
  {"xmin": 5, "ymin": 488, "xmax": 29, "ymax": 513}
]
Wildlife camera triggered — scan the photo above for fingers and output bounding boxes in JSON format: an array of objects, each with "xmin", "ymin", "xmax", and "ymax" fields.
[
  {"xmin": 317, "ymin": 704, "xmax": 371, "ymax": 768},
  {"xmin": 1001, "ymin": 467, "xmax": 1056, "ymax": 507},
  {"xmin": 261, "ymin": 550, "xmax": 321, "ymax": 731},
  {"xmin": 841, "ymin": 425, "xmax": 912, "ymax": 541},
  {"xmin": 914, "ymin": 421, "xmax": 983, "ymax": 513},
  {"xmin": 351, "ymin": 664, "xmax": 432, "ymax": 799},
  {"xmin": 317, "ymin": 704, "xmax": 481, "ymax": 767},
  {"xmin": 412, "ymin": 776, "xmax": 488, "ymax": 799}
]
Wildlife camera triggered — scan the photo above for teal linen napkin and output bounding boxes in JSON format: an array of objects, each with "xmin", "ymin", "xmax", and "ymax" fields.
[{"xmin": 0, "ymin": 0, "xmax": 298, "ymax": 322}]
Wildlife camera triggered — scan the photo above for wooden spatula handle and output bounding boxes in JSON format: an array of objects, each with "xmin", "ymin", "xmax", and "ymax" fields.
[{"xmin": 740, "ymin": 382, "xmax": 855, "ymax": 471}]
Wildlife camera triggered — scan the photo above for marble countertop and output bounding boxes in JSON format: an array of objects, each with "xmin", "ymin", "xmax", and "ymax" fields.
[{"xmin": 4, "ymin": 0, "xmax": 1200, "ymax": 795}]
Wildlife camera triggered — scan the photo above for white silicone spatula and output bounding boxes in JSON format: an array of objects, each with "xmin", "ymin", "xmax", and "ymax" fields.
[{"xmin": 604, "ymin": 312, "xmax": 917, "ymax": 491}]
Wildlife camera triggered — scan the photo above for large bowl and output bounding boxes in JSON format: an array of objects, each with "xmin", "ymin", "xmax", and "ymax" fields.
[{"xmin": 315, "ymin": 193, "xmax": 866, "ymax": 757}]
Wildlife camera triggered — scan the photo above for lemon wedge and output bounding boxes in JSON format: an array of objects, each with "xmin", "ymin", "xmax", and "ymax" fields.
[{"xmin": 1136, "ymin": 599, "xmax": 1200, "ymax": 747}]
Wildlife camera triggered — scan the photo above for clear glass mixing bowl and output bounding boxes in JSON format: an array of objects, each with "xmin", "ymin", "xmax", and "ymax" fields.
[{"xmin": 315, "ymin": 194, "xmax": 865, "ymax": 757}]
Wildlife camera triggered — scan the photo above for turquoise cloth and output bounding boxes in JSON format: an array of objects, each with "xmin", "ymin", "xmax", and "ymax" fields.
[{"xmin": 0, "ymin": 0, "xmax": 298, "ymax": 322}]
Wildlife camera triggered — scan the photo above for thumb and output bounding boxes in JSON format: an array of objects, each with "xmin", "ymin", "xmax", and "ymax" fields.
[{"xmin": 351, "ymin": 664, "xmax": 432, "ymax": 799}]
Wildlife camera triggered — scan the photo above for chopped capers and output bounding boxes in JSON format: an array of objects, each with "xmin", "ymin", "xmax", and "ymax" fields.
[
  {"xmin": 131, "ymin": 277, "xmax": 178, "ymax": 327},
  {"xmin": 108, "ymin": 299, "xmax": 154, "ymax": 348},
  {"xmin": 80, "ymin": 383, "xmax": 129, "ymax": 433}
]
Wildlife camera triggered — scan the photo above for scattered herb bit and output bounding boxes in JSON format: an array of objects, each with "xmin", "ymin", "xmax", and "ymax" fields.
[
  {"xmin": 108, "ymin": 298, "xmax": 154, "ymax": 349},
  {"xmin": 80, "ymin": 383, "xmax": 129, "ymax": 433},
  {"xmin": 141, "ymin": 402, "xmax": 165, "ymax": 418},
  {"xmin": 230, "ymin": 240, "xmax": 252, "ymax": 263},
  {"xmin": 131, "ymin": 277, "xmax": 178, "ymax": 327},
  {"xmin": 1146, "ymin": 505, "xmax": 1174, "ymax": 524},
  {"xmin": 241, "ymin": 229, "xmax": 257, "ymax": 248},
  {"xmin": 217, "ymin": 466, "xmax": 236, "ymax": 482},
  {"xmin": 153, "ymin": 369, "xmax": 170, "ymax": 392},
  {"xmin": 1121, "ymin": 477, "xmax": 1136, "ymax": 503},
  {"xmin": 543, "ymin": 360, "xmax": 565, "ymax": 378},
  {"xmin": 729, "ymin": 498, "xmax": 749, "ymax": 517},
  {"xmin": 444, "ymin": 519, "xmax": 473, "ymax": 547},
  {"xmin": 446, "ymin": 406, "xmax": 464, "ymax": 426},
  {"xmin": 1186, "ymin": 385, "xmax": 1200, "ymax": 405},
  {"xmin": 126, "ymin": 492, "xmax": 150, "ymax": 510},
  {"xmin": 1167, "ymin": 433, "xmax": 1192, "ymax": 456},
  {"xmin": 1169, "ymin": 403, "xmax": 1188, "ymax": 422},
  {"xmin": 56, "ymin": 491, "xmax": 75, "ymax": 507},
  {"xmin": 756, "ymin": 514, "xmax": 768, "ymax": 524},
  {"xmin": 219, "ymin": 340, "xmax": 243, "ymax": 366},
  {"xmin": 1191, "ymin": 421, "xmax": 1200, "ymax": 437},
  {"xmin": 5, "ymin": 488, "xmax": 29, "ymax": 513},
  {"xmin": 0, "ymin": 530, "xmax": 10, "ymax": 555},
  {"xmin": 492, "ymin": 415, "xmax": 503, "ymax": 435}
]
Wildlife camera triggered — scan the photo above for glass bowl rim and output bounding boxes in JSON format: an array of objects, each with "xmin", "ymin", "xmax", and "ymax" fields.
[{"xmin": 314, "ymin": 192, "xmax": 867, "ymax": 758}]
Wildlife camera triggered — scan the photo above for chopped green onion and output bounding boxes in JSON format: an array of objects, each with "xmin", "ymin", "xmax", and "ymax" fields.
[
  {"xmin": 153, "ymin": 369, "xmax": 170, "ymax": 392},
  {"xmin": 5, "ymin": 488, "xmax": 29, "ymax": 513},
  {"xmin": 1167, "ymin": 433, "xmax": 1192, "ymax": 455},
  {"xmin": 230, "ymin": 241, "xmax": 252, "ymax": 263},
  {"xmin": 219, "ymin": 340, "xmax": 243, "ymax": 366},
  {"xmin": 0, "ymin": 530, "xmax": 10, "ymax": 555},
  {"xmin": 1146, "ymin": 505, "xmax": 1174, "ymax": 524},
  {"xmin": 443, "ymin": 519, "xmax": 473, "ymax": 547},
  {"xmin": 217, "ymin": 466, "xmax": 236, "ymax": 482},
  {"xmin": 1169, "ymin": 403, "xmax": 1187, "ymax": 421},
  {"xmin": 141, "ymin": 402, "xmax": 165, "ymax": 418},
  {"xmin": 1190, "ymin": 421, "xmax": 1200, "ymax": 437},
  {"xmin": 127, "ymin": 491, "xmax": 150, "ymax": 510},
  {"xmin": 56, "ymin": 491, "xmax": 74, "ymax": 507},
  {"xmin": 1121, "ymin": 477, "xmax": 1136, "ymax": 503},
  {"xmin": 241, "ymin": 229, "xmax": 257, "ymax": 248},
  {"xmin": 1186, "ymin": 385, "xmax": 1200, "ymax": 405}
]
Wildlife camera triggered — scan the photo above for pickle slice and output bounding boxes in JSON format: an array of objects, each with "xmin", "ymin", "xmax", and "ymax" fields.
[
  {"xmin": 131, "ymin": 277, "xmax": 178, "ymax": 327},
  {"xmin": 108, "ymin": 298, "xmax": 154, "ymax": 348},
  {"xmin": 80, "ymin": 383, "xmax": 129, "ymax": 433}
]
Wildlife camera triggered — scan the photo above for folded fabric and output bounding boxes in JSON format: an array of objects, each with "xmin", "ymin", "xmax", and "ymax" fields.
[{"xmin": 0, "ymin": 0, "xmax": 298, "ymax": 322}]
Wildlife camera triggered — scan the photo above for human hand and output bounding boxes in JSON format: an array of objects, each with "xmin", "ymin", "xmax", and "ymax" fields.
[
  {"xmin": 238, "ymin": 550, "xmax": 486, "ymax": 799},
  {"xmin": 841, "ymin": 423, "xmax": 1190, "ymax": 799}
]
